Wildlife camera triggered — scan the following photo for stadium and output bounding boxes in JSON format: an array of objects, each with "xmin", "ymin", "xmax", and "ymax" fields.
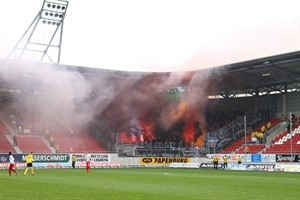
[{"xmin": 1, "ymin": 0, "xmax": 300, "ymax": 200}]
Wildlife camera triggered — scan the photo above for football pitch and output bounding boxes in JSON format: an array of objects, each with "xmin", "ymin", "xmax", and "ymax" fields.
[{"xmin": 1, "ymin": 168, "xmax": 300, "ymax": 200}]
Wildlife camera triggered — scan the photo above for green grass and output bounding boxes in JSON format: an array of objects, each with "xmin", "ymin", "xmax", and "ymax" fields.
[{"xmin": 1, "ymin": 168, "xmax": 300, "ymax": 200}]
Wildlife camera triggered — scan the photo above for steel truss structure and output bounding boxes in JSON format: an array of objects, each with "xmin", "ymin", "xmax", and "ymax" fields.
[{"xmin": 7, "ymin": 0, "xmax": 69, "ymax": 64}]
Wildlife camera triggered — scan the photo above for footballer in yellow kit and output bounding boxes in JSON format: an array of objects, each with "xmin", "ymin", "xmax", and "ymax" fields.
[{"xmin": 24, "ymin": 152, "xmax": 35, "ymax": 176}]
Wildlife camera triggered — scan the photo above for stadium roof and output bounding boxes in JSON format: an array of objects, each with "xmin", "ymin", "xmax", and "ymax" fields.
[
  {"xmin": 223, "ymin": 50, "xmax": 300, "ymax": 88},
  {"xmin": 209, "ymin": 50, "xmax": 300, "ymax": 97},
  {"xmin": 1, "ymin": 50, "xmax": 300, "ymax": 98}
]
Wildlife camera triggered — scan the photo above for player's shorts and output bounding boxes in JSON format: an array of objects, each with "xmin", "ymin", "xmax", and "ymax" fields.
[{"xmin": 27, "ymin": 163, "xmax": 33, "ymax": 167}]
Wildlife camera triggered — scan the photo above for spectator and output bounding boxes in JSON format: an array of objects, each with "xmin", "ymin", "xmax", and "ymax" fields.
[
  {"xmin": 251, "ymin": 132, "xmax": 257, "ymax": 144},
  {"xmin": 267, "ymin": 121, "xmax": 272, "ymax": 130},
  {"xmin": 244, "ymin": 146, "xmax": 249, "ymax": 154},
  {"xmin": 291, "ymin": 113, "xmax": 297, "ymax": 126},
  {"xmin": 18, "ymin": 126, "xmax": 22, "ymax": 134},
  {"xmin": 263, "ymin": 132, "xmax": 267, "ymax": 143},
  {"xmin": 257, "ymin": 132, "xmax": 263, "ymax": 144},
  {"xmin": 260, "ymin": 132, "xmax": 264, "ymax": 143},
  {"xmin": 69, "ymin": 129, "xmax": 74, "ymax": 137},
  {"xmin": 55, "ymin": 145, "xmax": 59, "ymax": 153},
  {"xmin": 287, "ymin": 122, "xmax": 291, "ymax": 133},
  {"xmin": 45, "ymin": 129, "xmax": 50, "ymax": 141},
  {"xmin": 50, "ymin": 135, "xmax": 54, "ymax": 147},
  {"xmin": 281, "ymin": 114, "xmax": 287, "ymax": 122},
  {"xmin": 13, "ymin": 135, "xmax": 17, "ymax": 146},
  {"xmin": 261, "ymin": 125, "xmax": 266, "ymax": 134}
]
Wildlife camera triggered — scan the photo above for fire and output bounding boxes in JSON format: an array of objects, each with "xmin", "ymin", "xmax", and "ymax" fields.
[
  {"xmin": 183, "ymin": 120, "xmax": 195, "ymax": 144},
  {"xmin": 119, "ymin": 117, "xmax": 204, "ymax": 147},
  {"xmin": 119, "ymin": 121, "xmax": 155, "ymax": 143},
  {"xmin": 182, "ymin": 120, "xmax": 204, "ymax": 146},
  {"xmin": 119, "ymin": 131, "xmax": 136, "ymax": 143},
  {"xmin": 139, "ymin": 121, "xmax": 155, "ymax": 141}
]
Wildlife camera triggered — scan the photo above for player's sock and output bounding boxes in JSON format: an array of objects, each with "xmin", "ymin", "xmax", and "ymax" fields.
[{"xmin": 24, "ymin": 167, "xmax": 28, "ymax": 175}]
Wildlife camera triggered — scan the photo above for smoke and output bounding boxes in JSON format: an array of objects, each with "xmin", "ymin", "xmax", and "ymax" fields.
[
  {"xmin": 2, "ymin": 61, "xmax": 94, "ymax": 128},
  {"xmin": 2, "ymin": 60, "xmax": 219, "ymax": 148},
  {"xmin": 99, "ymin": 69, "xmax": 216, "ymax": 146}
]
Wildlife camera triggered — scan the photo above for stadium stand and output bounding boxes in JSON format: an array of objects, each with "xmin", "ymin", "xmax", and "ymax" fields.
[
  {"xmin": 221, "ymin": 118, "xmax": 280, "ymax": 154},
  {"xmin": 221, "ymin": 135, "xmax": 252, "ymax": 154},
  {"xmin": 262, "ymin": 125, "xmax": 300, "ymax": 154},
  {"xmin": 1, "ymin": 51, "xmax": 300, "ymax": 156},
  {"xmin": 16, "ymin": 135, "xmax": 52, "ymax": 153},
  {"xmin": 3, "ymin": 110, "xmax": 105, "ymax": 153},
  {"xmin": 0, "ymin": 121, "xmax": 16, "ymax": 153},
  {"xmin": 50, "ymin": 128, "xmax": 104, "ymax": 153},
  {"xmin": 271, "ymin": 130, "xmax": 290, "ymax": 145},
  {"xmin": 235, "ymin": 144, "xmax": 266, "ymax": 154},
  {"xmin": 51, "ymin": 134, "xmax": 104, "ymax": 153}
]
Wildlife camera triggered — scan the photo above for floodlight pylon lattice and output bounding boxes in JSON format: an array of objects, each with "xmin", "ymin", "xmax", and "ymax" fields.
[{"xmin": 7, "ymin": 0, "xmax": 69, "ymax": 65}]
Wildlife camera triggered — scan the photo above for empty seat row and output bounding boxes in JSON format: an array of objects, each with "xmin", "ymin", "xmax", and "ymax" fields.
[{"xmin": 16, "ymin": 135, "xmax": 52, "ymax": 153}]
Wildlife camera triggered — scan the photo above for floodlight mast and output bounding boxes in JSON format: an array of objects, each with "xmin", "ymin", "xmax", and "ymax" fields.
[{"xmin": 7, "ymin": 0, "xmax": 69, "ymax": 65}]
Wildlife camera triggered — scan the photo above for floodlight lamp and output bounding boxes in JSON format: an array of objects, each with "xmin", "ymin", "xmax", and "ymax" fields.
[{"xmin": 9, "ymin": 0, "xmax": 69, "ymax": 64}]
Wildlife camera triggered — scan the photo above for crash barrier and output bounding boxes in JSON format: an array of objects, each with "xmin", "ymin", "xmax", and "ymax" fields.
[
  {"xmin": 206, "ymin": 154, "xmax": 300, "ymax": 163},
  {"xmin": 0, "ymin": 153, "xmax": 299, "ymax": 171},
  {"xmin": 196, "ymin": 163, "xmax": 300, "ymax": 172},
  {"xmin": 0, "ymin": 153, "xmax": 120, "ymax": 169}
]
